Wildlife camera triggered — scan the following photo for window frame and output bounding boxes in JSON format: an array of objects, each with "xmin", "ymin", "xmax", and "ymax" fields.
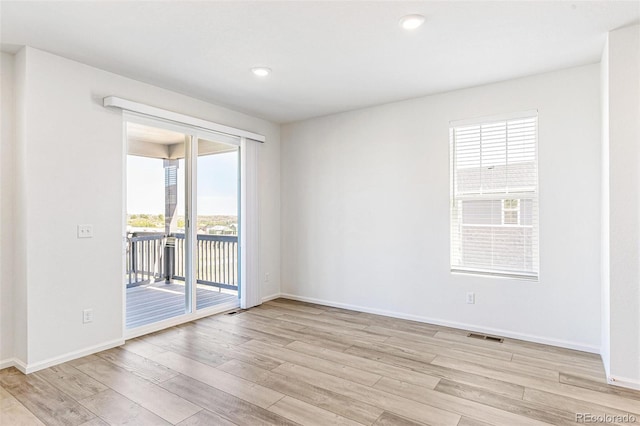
[
  {"xmin": 449, "ymin": 111, "xmax": 540, "ymax": 281},
  {"xmin": 502, "ymin": 199, "xmax": 520, "ymax": 225}
]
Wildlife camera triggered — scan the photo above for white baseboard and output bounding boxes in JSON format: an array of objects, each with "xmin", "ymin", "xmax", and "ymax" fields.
[
  {"xmin": 23, "ymin": 338, "xmax": 125, "ymax": 374},
  {"xmin": 0, "ymin": 358, "xmax": 35, "ymax": 373},
  {"xmin": 261, "ymin": 293, "xmax": 281, "ymax": 303},
  {"xmin": 0, "ymin": 358, "xmax": 18, "ymax": 370},
  {"xmin": 6, "ymin": 300, "xmax": 241, "ymax": 375},
  {"xmin": 13, "ymin": 358, "xmax": 28, "ymax": 374},
  {"xmin": 279, "ymin": 293, "xmax": 600, "ymax": 354},
  {"xmin": 607, "ymin": 375, "xmax": 640, "ymax": 390}
]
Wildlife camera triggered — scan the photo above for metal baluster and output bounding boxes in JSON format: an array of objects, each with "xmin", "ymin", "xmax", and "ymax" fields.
[
  {"xmin": 128, "ymin": 240, "xmax": 132, "ymax": 286},
  {"xmin": 137, "ymin": 240, "xmax": 140, "ymax": 284},
  {"xmin": 145, "ymin": 240, "xmax": 149, "ymax": 282},
  {"xmin": 141, "ymin": 240, "xmax": 144, "ymax": 282},
  {"xmin": 215, "ymin": 241, "xmax": 219, "ymax": 284},
  {"xmin": 148, "ymin": 240, "xmax": 151, "ymax": 282},
  {"xmin": 228, "ymin": 241, "xmax": 231, "ymax": 285},
  {"xmin": 135, "ymin": 240, "xmax": 139, "ymax": 284},
  {"xmin": 221, "ymin": 240, "xmax": 225, "ymax": 287},
  {"xmin": 229, "ymin": 241, "xmax": 231, "ymax": 286},
  {"xmin": 153, "ymin": 239, "xmax": 157, "ymax": 281},
  {"xmin": 159, "ymin": 236, "xmax": 162, "ymax": 282}
]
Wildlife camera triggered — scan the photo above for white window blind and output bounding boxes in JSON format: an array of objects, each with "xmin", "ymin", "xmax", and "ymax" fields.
[{"xmin": 450, "ymin": 111, "xmax": 539, "ymax": 279}]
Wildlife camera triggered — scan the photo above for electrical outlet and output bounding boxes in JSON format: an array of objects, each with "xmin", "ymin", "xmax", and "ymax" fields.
[
  {"xmin": 264, "ymin": 273, "xmax": 270, "ymax": 282},
  {"xmin": 466, "ymin": 292, "xmax": 475, "ymax": 304},
  {"xmin": 83, "ymin": 309, "xmax": 93, "ymax": 324},
  {"xmin": 78, "ymin": 224, "xmax": 93, "ymax": 238}
]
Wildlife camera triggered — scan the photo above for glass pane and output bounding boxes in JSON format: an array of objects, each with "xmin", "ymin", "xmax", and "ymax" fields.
[
  {"xmin": 196, "ymin": 137, "xmax": 239, "ymax": 310},
  {"xmin": 125, "ymin": 122, "xmax": 187, "ymax": 329},
  {"xmin": 503, "ymin": 210, "xmax": 518, "ymax": 225},
  {"xmin": 504, "ymin": 199, "xmax": 518, "ymax": 209}
]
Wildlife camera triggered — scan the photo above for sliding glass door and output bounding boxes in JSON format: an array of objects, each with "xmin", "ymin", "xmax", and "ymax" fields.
[
  {"xmin": 124, "ymin": 116, "xmax": 240, "ymax": 330},
  {"xmin": 125, "ymin": 122, "xmax": 188, "ymax": 329},
  {"xmin": 196, "ymin": 138, "xmax": 240, "ymax": 310}
]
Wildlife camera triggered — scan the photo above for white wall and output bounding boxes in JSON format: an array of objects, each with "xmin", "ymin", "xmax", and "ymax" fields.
[
  {"xmin": 0, "ymin": 53, "xmax": 15, "ymax": 365},
  {"xmin": 281, "ymin": 64, "xmax": 602, "ymax": 352},
  {"xmin": 604, "ymin": 24, "xmax": 640, "ymax": 388},
  {"xmin": 11, "ymin": 47, "xmax": 280, "ymax": 369}
]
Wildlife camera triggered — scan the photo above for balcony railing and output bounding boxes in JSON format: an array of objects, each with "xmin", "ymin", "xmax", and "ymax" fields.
[
  {"xmin": 126, "ymin": 233, "xmax": 165, "ymax": 286},
  {"xmin": 126, "ymin": 232, "xmax": 238, "ymax": 291}
]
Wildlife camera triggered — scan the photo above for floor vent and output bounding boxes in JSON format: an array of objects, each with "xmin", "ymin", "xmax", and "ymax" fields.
[{"xmin": 467, "ymin": 333, "xmax": 504, "ymax": 343}]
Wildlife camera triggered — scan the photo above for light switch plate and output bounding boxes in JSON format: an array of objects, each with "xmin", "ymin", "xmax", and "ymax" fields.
[
  {"xmin": 83, "ymin": 309, "xmax": 93, "ymax": 323},
  {"xmin": 78, "ymin": 224, "xmax": 93, "ymax": 238},
  {"xmin": 466, "ymin": 292, "xmax": 475, "ymax": 304}
]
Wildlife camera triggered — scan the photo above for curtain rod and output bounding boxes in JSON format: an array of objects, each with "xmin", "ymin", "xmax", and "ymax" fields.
[{"xmin": 103, "ymin": 96, "xmax": 265, "ymax": 143}]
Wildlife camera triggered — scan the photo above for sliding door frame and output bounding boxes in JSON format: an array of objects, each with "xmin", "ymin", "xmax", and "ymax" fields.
[{"xmin": 122, "ymin": 112, "xmax": 242, "ymax": 339}]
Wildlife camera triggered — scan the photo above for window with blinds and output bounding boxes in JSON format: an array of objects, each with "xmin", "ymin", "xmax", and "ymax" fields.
[{"xmin": 450, "ymin": 111, "xmax": 539, "ymax": 279}]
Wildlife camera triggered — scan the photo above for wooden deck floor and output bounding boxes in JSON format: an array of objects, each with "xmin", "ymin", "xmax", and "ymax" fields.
[
  {"xmin": 2, "ymin": 299, "xmax": 637, "ymax": 426},
  {"xmin": 126, "ymin": 281, "xmax": 237, "ymax": 329}
]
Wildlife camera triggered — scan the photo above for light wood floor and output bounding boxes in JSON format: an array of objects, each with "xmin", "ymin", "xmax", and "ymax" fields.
[{"xmin": 1, "ymin": 298, "xmax": 639, "ymax": 426}]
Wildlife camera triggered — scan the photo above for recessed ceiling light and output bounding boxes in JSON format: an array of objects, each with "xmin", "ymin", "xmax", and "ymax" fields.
[
  {"xmin": 251, "ymin": 67, "xmax": 271, "ymax": 77},
  {"xmin": 399, "ymin": 14, "xmax": 425, "ymax": 30}
]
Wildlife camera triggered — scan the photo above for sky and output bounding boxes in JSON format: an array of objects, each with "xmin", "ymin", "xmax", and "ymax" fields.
[{"xmin": 127, "ymin": 151, "xmax": 239, "ymax": 216}]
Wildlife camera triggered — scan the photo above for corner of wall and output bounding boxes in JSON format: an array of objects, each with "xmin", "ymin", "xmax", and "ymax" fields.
[
  {"xmin": 605, "ymin": 23, "xmax": 640, "ymax": 387},
  {"xmin": 11, "ymin": 46, "xmax": 29, "ymax": 364}
]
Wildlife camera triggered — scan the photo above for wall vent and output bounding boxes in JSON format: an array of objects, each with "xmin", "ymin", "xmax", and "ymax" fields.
[{"xmin": 467, "ymin": 333, "xmax": 504, "ymax": 343}]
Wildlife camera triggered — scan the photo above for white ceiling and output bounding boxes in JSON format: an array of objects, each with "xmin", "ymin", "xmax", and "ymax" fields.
[{"xmin": 1, "ymin": 1, "xmax": 638, "ymax": 123}]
